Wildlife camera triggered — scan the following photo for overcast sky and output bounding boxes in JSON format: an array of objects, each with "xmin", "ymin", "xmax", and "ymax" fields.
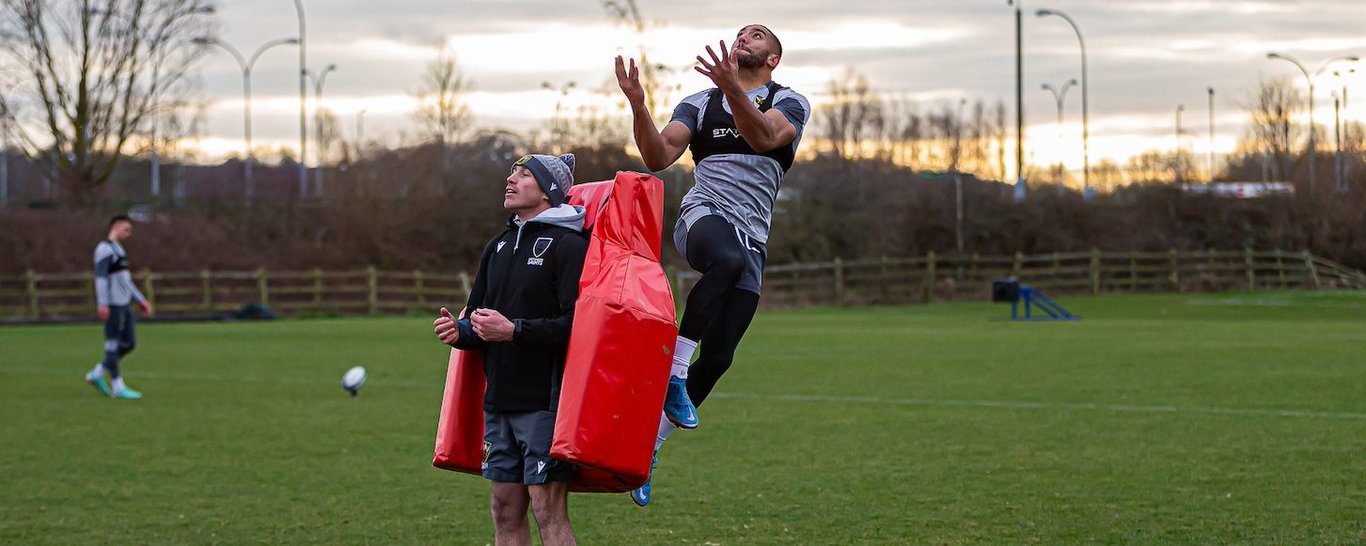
[{"xmin": 192, "ymin": 0, "xmax": 1366, "ymax": 170}]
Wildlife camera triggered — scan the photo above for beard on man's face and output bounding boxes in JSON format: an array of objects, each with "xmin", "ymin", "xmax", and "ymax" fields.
[{"xmin": 735, "ymin": 49, "xmax": 768, "ymax": 69}]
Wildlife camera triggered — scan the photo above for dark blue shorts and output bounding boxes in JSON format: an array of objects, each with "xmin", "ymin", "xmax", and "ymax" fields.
[
  {"xmin": 673, "ymin": 210, "xmax": 767, "ymax": 295},
  {"xmin": 103, "ymin": 305, "xmax": 136, "ymax": 353},
  {"xmin": 482, "ymin": 410, "xmax": 576, "ymax": 485}
]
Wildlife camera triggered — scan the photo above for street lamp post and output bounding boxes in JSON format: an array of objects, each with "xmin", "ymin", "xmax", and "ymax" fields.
[
  {"xmin": 1266, "ymin": 52, "xmax": 1359, "ymax": 198},
  {"xmin": 1037, "ymin": 8, "xmax": 1090, "ymax": 200},
  {"xmin": 1007, "ymin": 1, "xmax": 1026, "ymax": 201},
  {"xmin": 305, "ymin": 64, "xmax": 337, "ymax": 197},
  {"xmin": 1041, "ymin": 79, "xmax": 1077, "ymax": 192},
  {"xmin": 195, "ymin": 36, "xmax": 300, "ymax": 202},
  {"xmin": 1333, "ymin": 90, "xmax": 1343, "ymax": 193},
  {"xmin": 1, "ymin": 101, "xmax": 8, "ymax": 206},
  {"xmin": 289, "ymin": 0, "xmax": 309, "ymax": 198},
  {"xmin": 954, "ymin": 97, "xmax": 967, "ymax": 254},
  {"xmin": 1176, "ymin": 104, "xmax": 1185, "ymax": 184},
  {"xmin": 356, "ymin": 109, "xmax": 366, "ymax": 156},
  {"xmin": 1332, "ymin": 69, "xmax": 1353, "ymax": 193},
  {"xmin": 1207, "ymin": 87, "xmax": 1215, "ymax": 182}
]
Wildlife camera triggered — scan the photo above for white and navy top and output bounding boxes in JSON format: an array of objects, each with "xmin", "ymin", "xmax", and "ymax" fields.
[
  {"xmin": 94, "ymin": 240, "xmax": 146, "ymax": 307},
  {"xmin": 670, "ymin": 83, "xmax": 811, "ymax": 244}
]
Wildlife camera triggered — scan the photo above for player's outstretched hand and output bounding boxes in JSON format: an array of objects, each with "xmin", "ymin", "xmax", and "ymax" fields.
[
  {"xmin": 694, "ymin": 40, "xmax": 740, "ymax": 94},
  {"xmin": 434, "ymin": 307, "xmax": 460, "ymax": 346},
  {"xmin": 97, "ymin": 305, "xmax": 110, "ymax": 321},
  {"xmin": 615, "ymin": 55, "xmax": 645, "ymax": 106},
  {"xmin": 139, "ymin": 300, "xmax": 154, "ymax": 317},
  {"xmin": 470, "ymin": 308, "xmax": 514, "ymax": 342}
]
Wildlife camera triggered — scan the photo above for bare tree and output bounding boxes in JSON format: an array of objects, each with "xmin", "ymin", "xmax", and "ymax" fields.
[
  {"xmin": 601, "ymin": 0, "xmax": 680, "ymax": 126},
  {"xmin": 962, "ymin": 99, "xmax": 987, "ymax": 177},
  {"xmin": 1092, "ymin": 158, "xmax": 1124, "ymax": 192},
  {"xmin": 1126, "ymin": 148, "xmax": 1195, "ymax": 184},
  {"xmin": 0, "ymin": 0, "xmax": 213, "ymax": 205},
  {"xmin": 413, "ymin": 49, "xmax": 472, "ymax": 150},
  {"xmin": 992, "ymin": 100, "xmax": 1008, "ymax": 182},
  {"xmin": 314, "ymin": 107, "xmax": 345, "ymax": 169},
  {"xmin": 822, "ymin": 66, "xmax": 879, "ymax": 162},
  {"xmin": 1243, "ymin": 77, "xmax": 1304, "ymax": 183},
  {"xmin": 901, "ymin": 109, "xmax": 924, "ymax": 171},
  {"xmin": 537, "ymin": 80, "xmax": 625, "ymax": 153}
]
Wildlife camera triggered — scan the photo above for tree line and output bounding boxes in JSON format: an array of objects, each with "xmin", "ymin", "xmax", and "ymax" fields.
[{"xmin": 0, "ymin": 1, "xmax": 1361, "ymax": 278}]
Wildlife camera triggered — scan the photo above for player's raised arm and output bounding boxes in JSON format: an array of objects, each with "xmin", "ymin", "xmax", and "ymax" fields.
[
  {"xmin": 616, "ymin": 55, "xmax": 691, "ymax": 171},
  {"xmin": 694, "ymin": 40, "xmax": 797, "ymax": 153}
]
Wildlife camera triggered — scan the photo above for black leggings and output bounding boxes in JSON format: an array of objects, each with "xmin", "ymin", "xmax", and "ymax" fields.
[{"xmin": 677, "ymin": 215, "xmax": 761, "ymax": 406}]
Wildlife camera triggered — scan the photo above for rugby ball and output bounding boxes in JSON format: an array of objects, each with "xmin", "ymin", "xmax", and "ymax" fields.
[{"xmin": 342, "ymin": 366, "xmax": 367, "ymax": 397}]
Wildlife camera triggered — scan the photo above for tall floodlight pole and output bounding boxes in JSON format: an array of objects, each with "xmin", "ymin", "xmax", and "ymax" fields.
[
  {"xmin": 1207, "ymin": 87, "xmax": 1215, "ymax": 182},
  {"xmin": 306, "ymin": 64, "xmax": 337, "ymax": 197},
  {"xmin": 1036, "ymin": 8, "xmax": 1090, "ymax": 200},
  {"xmin": 195, "ymin": 36, "xmax": 300, "ymax": 202},
  {"xmin": 1042, "ymin": 79, "xmax": 1077, "ymax": 191},
  {"xmin": 1266, "ymin": 53, "xmax": 1359, "ymax": 198},
  {"xmin": 1008, "ymin": 0, "xmax": 1026, "ymax": 201},
  {"xmin": 291, "ymin": 0, "xmax": 308, "ymax": 198}
]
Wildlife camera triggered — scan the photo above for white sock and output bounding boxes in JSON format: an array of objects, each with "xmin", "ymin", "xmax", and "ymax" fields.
[
  {"xmin": 654, "ymin": 413, "xmax": 677, "ymax": 452},
  {"xmin": 88, "ymin": 363, "xmax": 105, "ymax": 379},
  {"xmin": 671, "ymin": 337, "xmax": 698, "ymax": 379},
  {"xmin": 111, "ymin": 377, "xmax": 126, "ymax": 392}
]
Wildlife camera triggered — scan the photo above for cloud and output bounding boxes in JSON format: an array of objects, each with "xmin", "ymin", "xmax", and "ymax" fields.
[{"xmin": 181, "ymin": 0, "xmax": 1366, "ymax": 164}]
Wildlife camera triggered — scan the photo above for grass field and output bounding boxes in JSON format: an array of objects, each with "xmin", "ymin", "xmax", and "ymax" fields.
[{"xmin": 2, "ymin": 290, "xmax": 1364, "ymax": 545}]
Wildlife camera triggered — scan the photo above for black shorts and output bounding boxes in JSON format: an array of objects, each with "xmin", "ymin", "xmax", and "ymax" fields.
[{"xmin": 482, "ymin": 410, "xmax": 576, "ymax": 485}]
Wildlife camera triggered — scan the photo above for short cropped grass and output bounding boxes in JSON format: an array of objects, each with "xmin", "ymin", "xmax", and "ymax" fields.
[{"xmin": 1, "ymin": 290, "xmax": 1364, "ymax": 545}]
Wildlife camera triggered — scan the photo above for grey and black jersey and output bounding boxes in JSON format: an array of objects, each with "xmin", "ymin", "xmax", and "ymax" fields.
[
  {"xmin": 94, "ymin": 240, "xmax": 145, "ymax": 307},
  {"xmin": 669, "ymin": 84, "xmax": 811, "ymax": 243}
]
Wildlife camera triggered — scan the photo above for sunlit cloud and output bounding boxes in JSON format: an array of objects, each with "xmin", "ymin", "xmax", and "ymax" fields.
[
  {"xmin": 1109, "ymin": 1, "xmax": 1296, "ymax": 15},
  {"xmin": 161, "ymin": 1, "xmax": 1366, "ymax": 170}
]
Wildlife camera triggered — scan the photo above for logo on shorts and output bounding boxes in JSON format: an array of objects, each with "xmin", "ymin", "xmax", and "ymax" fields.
[
  {"xmin": 482, "ymin": 441, "xmax": 492, "ymax": 463},
  {"xmin": 536, "ymin": 460, "xmax": 547, "ymax": 474}
]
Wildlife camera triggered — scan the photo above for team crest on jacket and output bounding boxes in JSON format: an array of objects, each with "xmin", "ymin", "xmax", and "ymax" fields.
[
  {"xmin": 528, "ymin": 237, "xmax": 553, "ymax": 266},
  {"xmin": 496, "ymin": 242, "xmax": 506, "ymax": 253}
]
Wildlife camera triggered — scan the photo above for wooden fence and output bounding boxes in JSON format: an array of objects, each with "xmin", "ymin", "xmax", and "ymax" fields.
[
  {"xmin": 2, "ymin": 250, "xmax": 1362, "ymax": 321},
  {"xmin": 0, "ymin": 267, "xmax": 472, "ymax": 321},
  {"xmin": 677, "ymin": 249, "xmax": 1366, "ymax": 309}
]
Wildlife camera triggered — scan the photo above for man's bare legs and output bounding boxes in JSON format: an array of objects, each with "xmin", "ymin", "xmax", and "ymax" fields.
[
  {"xmin": 490, "ymin": 482, "xmax": 531, "ymax": 546},
  {"xmin": 529, "ymin": 481, "xmax": 577, "ymax": 546}
]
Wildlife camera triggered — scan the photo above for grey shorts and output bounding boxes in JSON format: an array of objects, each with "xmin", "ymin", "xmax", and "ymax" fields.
[
  {"xmin": 482, "ymin": 410, "xmax": 575, "ymax": 485},
  {"xmin": 673, "ymin": 207, "xmax": 768, "ymax": 295}
]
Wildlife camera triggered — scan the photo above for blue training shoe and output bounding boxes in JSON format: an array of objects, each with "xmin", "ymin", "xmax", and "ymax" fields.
[
  {"xmin": 663, "ymin": 376, "xmax": 699, "ymax": 429},
  {"xmin": 112, "ymin": 386, "xmax": 143, "ymax": 400},
  {"xmin": 630, "ymin": 453, "xmax": 657, "ymax": 507},
  {"xmin": 85, "ymin": 373, "xmax": 112, "ymax": 397}
]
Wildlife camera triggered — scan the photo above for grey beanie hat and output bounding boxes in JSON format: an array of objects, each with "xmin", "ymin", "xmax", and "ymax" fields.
[{"xmin": 515, "ymin": 153, "xmax": 576, "ymax": 207}]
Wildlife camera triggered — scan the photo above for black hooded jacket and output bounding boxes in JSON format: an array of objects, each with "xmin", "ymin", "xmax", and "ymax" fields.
[{"xmin": 453, "ymin": 204, "xmax": 589, "ymax": 412}]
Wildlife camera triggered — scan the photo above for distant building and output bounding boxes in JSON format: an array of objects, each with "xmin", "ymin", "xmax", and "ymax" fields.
[{"xmin": 1181, "ymin": 182, "xmax": 1294, "ymax": 198}]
